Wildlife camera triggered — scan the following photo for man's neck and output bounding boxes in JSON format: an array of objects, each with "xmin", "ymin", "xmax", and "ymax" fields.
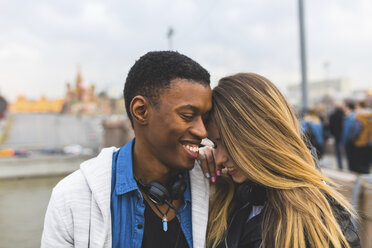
[{"xmin": 132, "ymin": 139, "xmax": 178, "ymax": 185}]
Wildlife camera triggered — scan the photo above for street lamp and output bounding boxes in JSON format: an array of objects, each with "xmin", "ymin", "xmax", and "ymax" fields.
[
  {"xmin": 167, "ymin": 27, "xmax": 174, "ymax": 50},
  {"xmin": 298, "ymin": 0, "xmax": 308, "ymax": 116}
]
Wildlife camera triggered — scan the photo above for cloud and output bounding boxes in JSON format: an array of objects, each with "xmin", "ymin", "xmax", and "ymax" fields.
[{"xmin": 0, "ymin": 0, "xmax": 371, "ymax": 101}]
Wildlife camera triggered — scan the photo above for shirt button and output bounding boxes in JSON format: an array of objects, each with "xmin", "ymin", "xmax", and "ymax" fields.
[{"xmin": 137, "ymin": 224, "xmax": 143, "ymax": 229}]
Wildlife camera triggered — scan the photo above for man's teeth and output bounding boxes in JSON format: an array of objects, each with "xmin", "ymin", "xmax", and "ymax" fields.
[
  {"xmin": 226, "ymin": 167, "xmax": 235, "ymax": 171},
  {"xmin": 185, "ymin": 144, "xmax": 199, "ymax": 153}
]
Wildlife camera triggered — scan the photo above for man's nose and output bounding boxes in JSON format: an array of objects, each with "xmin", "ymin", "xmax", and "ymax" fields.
[{"xmin": 191, "ymin": 117, "xmax": 207, "ymax": 139}]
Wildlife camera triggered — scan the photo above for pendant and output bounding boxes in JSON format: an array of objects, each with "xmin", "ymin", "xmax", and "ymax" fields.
[{"xmin": 162, "ymin": 216, "xmax": 168, "ymax": 232}]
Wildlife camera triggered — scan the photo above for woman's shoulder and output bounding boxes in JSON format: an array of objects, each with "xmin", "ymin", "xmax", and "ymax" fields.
[
  {"xmin": 238, "ymin": 209, "xmax": 263, "ymax": 248},
  {"xmin": 222, "ymin": 203, "xmax": 264, "ymax": 248},
  {"xmin": 328, "ymin": 197, "xmax": 361, "ymax": 248}
]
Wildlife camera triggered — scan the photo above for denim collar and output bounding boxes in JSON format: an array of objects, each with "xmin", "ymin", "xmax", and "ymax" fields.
[{"xmin": 115, "ymin": 138, "xmax": 138, "ymax": 195}]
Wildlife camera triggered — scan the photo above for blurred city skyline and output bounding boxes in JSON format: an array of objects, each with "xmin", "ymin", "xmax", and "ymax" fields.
[{"xmin": 0, "ymin": 0, "xmax": 371, "ymax": 101}]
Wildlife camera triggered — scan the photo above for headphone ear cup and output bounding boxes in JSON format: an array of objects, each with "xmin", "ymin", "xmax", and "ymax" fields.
[
  {"xmin": 236, "ymin": 182, "xmax": 253, "ymax": 205},
  {"xmin": 169, "ymin": 176, "xmax": 187, "ymax": 200},
  {"xmin": 236, "ymin": 182, "xmax": 266, "ymax": 206},
  {"xmin": 146, "ymin": 182, "xmax": 171, "ymax": 205}
]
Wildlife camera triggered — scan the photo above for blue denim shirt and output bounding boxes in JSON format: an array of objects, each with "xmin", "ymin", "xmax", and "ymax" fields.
[
  {"xmin": 301, "ymin": 120, "xmax": 324, "ymax": 145},
  {"xmin": 111, "ymin": 139, "xmax": 193, "ymax": 248},
  {"xmin": 340, "ymin": 112, "xmax": 355, "ymax": 146}
]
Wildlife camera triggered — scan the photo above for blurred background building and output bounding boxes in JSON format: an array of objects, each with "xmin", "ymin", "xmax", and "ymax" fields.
[{"xmin": 287, "ymin": 77, "xmax": 352, "ymax": 106}]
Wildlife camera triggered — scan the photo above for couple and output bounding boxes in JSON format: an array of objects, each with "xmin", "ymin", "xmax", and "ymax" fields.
[{"xmin": 41, "ymin": 51, "xmax": 360, "ymax": 248}]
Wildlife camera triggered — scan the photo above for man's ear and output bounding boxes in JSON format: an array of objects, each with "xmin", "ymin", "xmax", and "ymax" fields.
[{"xmin": 130, "ymin": 96, "xmax": 150, "ymax": 125}]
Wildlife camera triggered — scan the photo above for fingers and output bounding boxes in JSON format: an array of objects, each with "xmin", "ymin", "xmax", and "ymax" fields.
[
  {"xmin": 213, "ymin": 151, "xmax": 223, "ymax": 177},
  {"xmin": 197, "ymin": 146, "xmax": 219, "ymax": 183},
  {"xmin": 197, "ymin": 147, "xmax": 211, "ymax": 179},
  {"xmin": 205, "ymin": 148, "xmax": 216, "ymax": 182}
]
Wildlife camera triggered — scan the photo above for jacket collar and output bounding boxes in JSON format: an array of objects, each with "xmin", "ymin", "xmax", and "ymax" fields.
[
  {"xmin": 80, "ymin": 146, "xmax": 118, "ymax": 247},
  {"xmin": 190, "ymin": 162, "xmax": 210, "ymax": 248},
  {"xmin": 114, "ymin": 139, "xmax": 138, "ymax": 195}
]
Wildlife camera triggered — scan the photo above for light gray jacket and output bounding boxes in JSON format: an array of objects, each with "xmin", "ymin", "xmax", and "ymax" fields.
[{"xmin": 41, "ymin": 147, "xmax": 210, "ymax": 248}]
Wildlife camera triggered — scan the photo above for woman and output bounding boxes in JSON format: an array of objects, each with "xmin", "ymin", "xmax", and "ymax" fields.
[{"xmin": 199, "ymin": 73, "xmax": 360, "ymax": 248}]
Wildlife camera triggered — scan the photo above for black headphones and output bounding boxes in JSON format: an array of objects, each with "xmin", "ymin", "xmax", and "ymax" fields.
[
  {"xmin": 135, "ymin": 173, "xmax": 187, "ymax": 210},
  {"xmin": 235, "ymin": 181, "xmax": 266, "ymax": 206}
]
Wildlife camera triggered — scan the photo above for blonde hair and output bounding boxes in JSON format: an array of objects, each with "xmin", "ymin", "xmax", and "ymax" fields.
[{"xmin": 207, "ymin": 73, "xmax": 355, "ymax": 248}]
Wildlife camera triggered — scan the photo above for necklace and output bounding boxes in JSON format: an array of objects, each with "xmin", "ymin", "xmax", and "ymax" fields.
[{"xmin": 154, "ymin": 203, "xmax": 172, "ymax": 232}]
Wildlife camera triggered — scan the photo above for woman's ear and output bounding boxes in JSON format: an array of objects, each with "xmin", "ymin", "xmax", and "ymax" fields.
[{"xmin": 130, "ymin": 96, "xmax": 149, "ymax": 125}]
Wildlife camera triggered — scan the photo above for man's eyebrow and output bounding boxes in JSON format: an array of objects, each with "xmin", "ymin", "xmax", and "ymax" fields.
[{"xmin": 176, "ymin": 104, "xmax": 199, "ymax": 112}]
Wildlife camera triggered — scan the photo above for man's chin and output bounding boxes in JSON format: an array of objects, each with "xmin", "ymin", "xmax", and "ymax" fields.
[
  {"xmin": 185, "ymin": 163, "xmax": 196, "ymax": 171},
  {"xmin": 172, "ymin": 161, "xmax": 195, "ymax": 172}
]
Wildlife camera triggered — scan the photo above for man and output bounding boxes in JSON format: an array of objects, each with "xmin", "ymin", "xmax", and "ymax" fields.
[
  {"xmin": 301, "ymin": 107, "xmax": 324, "ymax": 159},
  {"xmin": 340, "ymin": 100, "xmax": 356, "ymax": 171},
  {"xmin": 41, "ymin": 51, "xmax": 212, "ymax": 247},
  {"xmin": 329, "ymin": 102, "xmax": 345, "ymax": 169}
]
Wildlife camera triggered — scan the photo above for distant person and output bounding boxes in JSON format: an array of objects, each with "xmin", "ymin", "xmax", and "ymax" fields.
[
  {"xmin": 340, "ymin": 101, "xmax": 356, "ymax": 171},
  {"xmin": 349, "ymin": 101, "xmax": 372, "ymax": 173},
  {"xmin": 316, "ymin": 103, "xmax": 331, "ymax": 143},
  {"xmin": 301, "ymin": 108, "xmax": 325, "ymax": 159},
  {"xmin": 41, "ymin": 51, "xmax": 212, "ymax": 247},
  {"xmin": 0, "ymin": 95, "xmax": 7, "ymax": 119},
  {"xmin": 329, "ymin": 102, "xmax": 345, "ymax": 169},
  {"xmin": 198, "ymin": 73, "xmax": 360, "ymax": 248}
]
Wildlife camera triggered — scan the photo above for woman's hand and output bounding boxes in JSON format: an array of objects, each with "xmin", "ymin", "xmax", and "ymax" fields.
[{"xmin": 197, "ymin": 146, "xmax": 222, "ymax": 183}]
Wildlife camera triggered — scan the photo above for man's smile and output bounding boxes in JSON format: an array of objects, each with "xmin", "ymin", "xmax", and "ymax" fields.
[{"xmin": 182, "ymin": 143, "xmax": 200, "ymax": 159}]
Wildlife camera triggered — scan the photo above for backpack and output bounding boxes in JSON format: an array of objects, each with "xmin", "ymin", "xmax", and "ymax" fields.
[{"xmin": 352, "ymin": 112, "xmax": 372, "ymax": 147}]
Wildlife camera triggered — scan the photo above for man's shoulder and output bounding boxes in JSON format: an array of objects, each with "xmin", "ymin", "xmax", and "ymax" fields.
[
  {"xmin": 52, "ymin": 146, "xmax": 119, "ymax": 197},
  {"xmin": 52, "ymin": 169, "xmax": 89, "ymax": 199}
]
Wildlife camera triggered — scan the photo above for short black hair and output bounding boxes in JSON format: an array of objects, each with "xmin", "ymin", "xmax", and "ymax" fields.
[
  {"xmin": 124, "ymin": 51, "xmax": 210, "ymax": 125},
  {"xmin": 345, "ymin": 100, "xmax": 355, "ymax": 110}
]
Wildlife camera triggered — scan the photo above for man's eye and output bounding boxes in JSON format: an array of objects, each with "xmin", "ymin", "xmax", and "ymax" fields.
[{"xmin": 181, "ymin": 114, "xmax": 194, "ymax": 121}]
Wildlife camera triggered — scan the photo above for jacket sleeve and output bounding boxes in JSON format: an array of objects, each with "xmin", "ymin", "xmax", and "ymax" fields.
[
  {"xmin": 342, "ymin": 221, "xmax": 361, "ymax": 248},
  {"xmin": 330, "ymin": 198, "xmax": 361, "ymax": 248},
  {"xmin": 340, "ymin": 117, "xmax": 354, "ymax": 147},
  {"xmin": 338, "ymin": 210, "xmax": 361, "ymax": 248},
  {"xmin": 41, "ymin": 190, "xmax": 74, "ymax": 248}
]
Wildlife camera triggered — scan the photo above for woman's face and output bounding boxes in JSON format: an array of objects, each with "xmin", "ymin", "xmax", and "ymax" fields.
[{"xmin": 207, "ymin": 120, "xmax": 248, "ymax": 183}]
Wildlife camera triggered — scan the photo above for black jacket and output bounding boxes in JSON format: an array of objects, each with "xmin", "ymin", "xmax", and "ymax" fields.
[
  {"xmin": 329, "ymin": 108, "xmax": 345, "ymax": 143},
  {"xmin": 218, "ymin": 198, "xmax": 361, "ymax": 248}
]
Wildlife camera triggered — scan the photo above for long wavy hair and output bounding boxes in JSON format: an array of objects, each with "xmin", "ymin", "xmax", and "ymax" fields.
[{"xmin": 207, "ymin": 73, "xmax": 354, "ymax": 248}]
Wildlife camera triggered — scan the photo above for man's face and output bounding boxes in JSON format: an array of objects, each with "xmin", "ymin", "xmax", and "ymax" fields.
[{"xmin": 143, "ymin": 78, "xmax": 212, "ymax": 171}]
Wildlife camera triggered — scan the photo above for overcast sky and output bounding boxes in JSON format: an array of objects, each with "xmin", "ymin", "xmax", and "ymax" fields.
[{"xmin": 0, "ymin": 0, "xmax": 371, "ymax": 101}]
